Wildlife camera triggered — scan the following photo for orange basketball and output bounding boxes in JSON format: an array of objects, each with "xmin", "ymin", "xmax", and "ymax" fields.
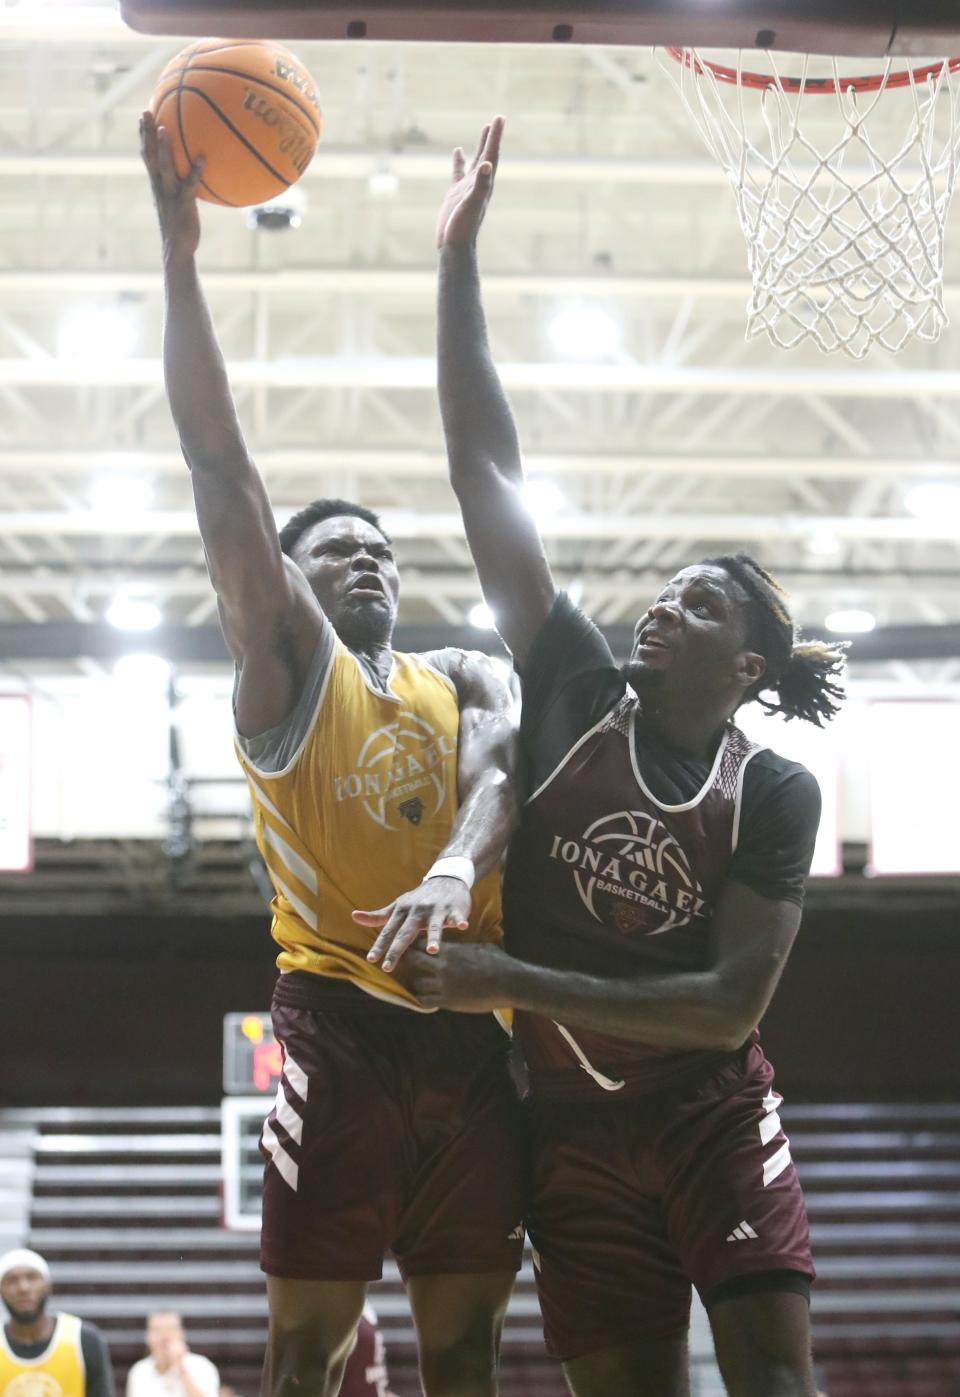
[{"xmin": 150, "ymin": 39, "xmax": 321, "ymax": 207}]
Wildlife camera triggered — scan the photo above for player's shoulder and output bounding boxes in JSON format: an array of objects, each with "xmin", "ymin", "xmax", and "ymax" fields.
[
  {"xmin": 741, "ymin": 743, "xmax": 820, "ymax": 809},
  {"xmin": 416, "ymin": 646, "xmax": 510, "ymax": 692},
  {"xmin": 745, "ymin": 744, "xmax": 813, "ymax": 782}
]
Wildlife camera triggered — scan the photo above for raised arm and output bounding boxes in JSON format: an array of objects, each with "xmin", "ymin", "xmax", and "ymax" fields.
[
  {"xmin": 437, "ymin": 118, "xmax": 557, "ymax": 667},
  {"xmin": 355, "ymin": 651, "xmax": 518, "ymax": 972},
  {"xmin": 141, "ymin": 112, "xmax": 322, "ymax": 735}
]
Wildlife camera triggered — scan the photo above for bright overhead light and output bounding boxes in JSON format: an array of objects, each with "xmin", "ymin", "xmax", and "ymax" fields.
[
  {"xmin": 367, "ymin": 166, "xmax": 399, "ymax": 196},
  {"xmin": 89, "ymin": 475, "xmax": 153, "ymax": 517},
  {"xmin": 824, "ymin": 608, "xmax": 875, "ymax": 634},
  {"xmin": 904, "ymin": 481, "xmax": 960, "ymax": 522},
  {"xmin": 548, "ymin": 303, "xmax": 621, "ymax": 358},
  {"xmin": 112, "ymin": 654, "xmax": 171, "ymax": 691},
  {"xmin": 806, "ymin": 529, "xmax": 841, "ymax": 557},
  {"xmin": 105, "ymin": 593, "xmax": 162, "ymax": 632},
  {"xmin": 58, "ymin": 303, "xmax": 137, "ymax": 360},
  {"xmin": 468, "ymin": 602, "xmax": 497, "ymax": 630},
  {"xmin": 523, "ymin": 478, "xmax": 566, "ymax": 516}
]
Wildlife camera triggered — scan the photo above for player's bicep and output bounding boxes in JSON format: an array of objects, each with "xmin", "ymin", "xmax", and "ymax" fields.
[
  {"xmin": 449, "ymin": 652, "xmax": 519, "ymax": 799},
  {"xmin": 452, "ymin": 467, "xmax": 557, "ymax": 666},
  {"xmin": 708, "ymin": 880, "xmax": 802, "ymax": 1038},
  {"xmin": 190, "ymin": 455, "xmax": 299, "ymax": 630}
]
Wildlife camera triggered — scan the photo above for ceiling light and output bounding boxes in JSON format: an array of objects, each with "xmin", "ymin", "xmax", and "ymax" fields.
[
  {"xmin": 468, "ymin": 602, "xmax": 496, "ymax": 630},
  {"xmin": 112, "ymin": 654, "xmax": 171, "ymax": 691},
  {"xmin": 904, "ymin": 481, "xmax": 960, "ymax": 522},
  {"xmin": 58, "ymin": 303, "xmax": 137, "ymax": 360},
  {"xmin": 89, "ymin": 475, "xmax": 153, "ymax": 517},
  {"xmin": 105, "ymin": 593, "xmax": 162, "ymax": 632},
  {"xmin": 522, "ymin": 478, "xmax": 566, "ymax": 516},
  {"xmin": 824, "ymin": 608, "xmax": 875, "ymax": 634},
  {"xmin": 806, "ymin": 529, "xmax": 841, "ymax": 557},
  {"xmin": 548, "ymin": 303, "xmax": 621, "ymax": 359},
  {"xmin": 367, "ymin": 166, "xmax": 399, "ymax": 196}
]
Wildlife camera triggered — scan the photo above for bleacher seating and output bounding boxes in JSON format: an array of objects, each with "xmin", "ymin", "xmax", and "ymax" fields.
[{"xmin": 0, "ymin": 1102, "xmax": 957, "ymax": 1397}]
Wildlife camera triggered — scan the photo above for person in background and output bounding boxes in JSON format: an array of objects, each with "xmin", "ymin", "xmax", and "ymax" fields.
[
  {"xmin": 0, "ymin": 1247, "xmax": 115, "ymax": 1397},
  {"xmin": 216, "ymin": 1305, "xmax": 396, "ymax": 1397},
  {"xmin": 126, "ymin": 1313, "xmax": 218, "ymax": 1397}
]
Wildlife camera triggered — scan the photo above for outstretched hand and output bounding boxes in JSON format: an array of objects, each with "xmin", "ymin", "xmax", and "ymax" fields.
[
  {"xmin": 436, "ymin": 116, "xmax": 504, "ymax": 249},
  {"xmin": 140, "ymin": 109, "xmax": 203, "ymax": 263},
  {"xmin": 354, "ymin": 875, "xmax": 472, "ymax": 973}
]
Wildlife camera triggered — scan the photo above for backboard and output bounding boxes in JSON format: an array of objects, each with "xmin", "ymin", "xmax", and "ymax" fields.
[{"xmin": 118, "ymin": 1, "xmax": 960, "ymax": 57}]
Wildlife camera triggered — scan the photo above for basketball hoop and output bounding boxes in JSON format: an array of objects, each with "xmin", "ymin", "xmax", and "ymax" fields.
[{"xmin": 659, "ymin": 49, "xmax": 960, "ymax": 357}]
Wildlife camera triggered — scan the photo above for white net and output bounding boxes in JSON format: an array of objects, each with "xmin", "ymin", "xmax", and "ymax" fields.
[{"xmin": 659, "ymin": 51, "xmax": 960, "ymax": 358}]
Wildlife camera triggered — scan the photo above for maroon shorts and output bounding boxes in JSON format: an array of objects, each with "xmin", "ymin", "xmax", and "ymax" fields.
[
  {"xmin": 527, "ymin": 1043, "xmax": 813, "ymax": 1361},
  {"xmin": 259, "ymin": 976, "xmax": 526, "ymax": 1281}
]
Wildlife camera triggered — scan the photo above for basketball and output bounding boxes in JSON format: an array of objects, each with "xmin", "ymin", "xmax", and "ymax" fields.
[{"xmin": 150, "ymin": 39, "xmax": 321, "ymax": 207}]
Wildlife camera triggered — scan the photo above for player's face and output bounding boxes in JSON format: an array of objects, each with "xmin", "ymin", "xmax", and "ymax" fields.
[
  {"xmin": 292, "ymin": 515, "xmax": 400, "ymax": 647},
  {"xmin": 626, "ymin": 565, "xmax": 765, "ymax": 700},
  {"xmin": 0, "ymin": 1267, "xmax": 50, "ymax": 1324}
]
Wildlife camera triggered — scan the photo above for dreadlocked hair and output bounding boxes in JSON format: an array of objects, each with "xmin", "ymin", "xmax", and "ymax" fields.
[{"xmin": 702, "ymin": 552, "xmax": 847, "ymax": 726}]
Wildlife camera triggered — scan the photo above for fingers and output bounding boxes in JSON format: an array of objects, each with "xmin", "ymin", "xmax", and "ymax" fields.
[
  {"xmin": 352, "ymin": 905, "xmax": 392, "ymax": 928},
  {"xmin": 425, "ymin": 911, "xmax": 446, "ymax": 956},
  {"xmin": 364, "ymin": 907, "xmax": 407, "ymax": 968},
  {"xmin": 184, "ymin": 156, "xmax": 205, "ymax": 197},
  {"xmin": 379, "ymin": 917, "xmax": 427, "ymax": 973},
  {"xmin": 482, "ymin": 115, "xmax": 505, "ymax": 174},
  {"xmin": 407, "ymin": 952, "xmax": 441, "ymax": 1008},
  {"xmin": 452, "ymin": 146, "xmax": 466, "ymax": 182},
  {"xmin": 152, "ymin": 123, "xmax": 203, "ymax": 198},
  {"xmin": 470, "ymin": 123, "xmax": 491, "ymax": 169},
  {"xmin": 139, "ymin": 110, "xmax": 158, "ymax": 168},
  {"xmin": 155, "ymin": 124, "xmax": 180, "ymax": 191}
]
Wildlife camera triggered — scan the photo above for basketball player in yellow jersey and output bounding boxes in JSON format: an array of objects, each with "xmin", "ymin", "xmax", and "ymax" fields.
[
  {"xmin": 141, "ymin": 114, "xmax": 525, "ymax": 1397},
  {"xmin": 0, "ymin": 1251, "xmax": 114, "ymax": 1397}
]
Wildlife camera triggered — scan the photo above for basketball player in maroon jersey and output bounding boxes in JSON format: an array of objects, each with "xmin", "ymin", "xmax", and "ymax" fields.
[{"xmin": 414, "ymin": 117, "xmax": 847, "ymax": 1397}]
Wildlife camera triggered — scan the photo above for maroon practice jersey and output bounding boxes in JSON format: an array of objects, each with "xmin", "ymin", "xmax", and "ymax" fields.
[{"xmin": 504, "ymin": 594, "xmax": 821, "ymax": 1102}]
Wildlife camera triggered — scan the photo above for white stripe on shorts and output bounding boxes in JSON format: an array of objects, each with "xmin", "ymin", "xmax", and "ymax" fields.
[
  {"xmin": 262, "ymin": 1118, "xmax": 299, "ymax": 1192},
  {"xmin": 282, "ymin": 1048, "xmax": 309, "ymax": 1103},
  {"xmin": 274, "ymin": 1081, "xmax": 304, "ymax": 1145},
  {"xmin": 763, "ymin": 1139, "xmax": 792, "ymax": 1187}
]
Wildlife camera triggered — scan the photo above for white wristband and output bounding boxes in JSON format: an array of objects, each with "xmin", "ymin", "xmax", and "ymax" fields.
[{"xmin": 424, "ymin": 855, "xmax": 475, "ymax": 889}]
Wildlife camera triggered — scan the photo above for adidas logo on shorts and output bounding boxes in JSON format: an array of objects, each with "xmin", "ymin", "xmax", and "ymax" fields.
[{"xmin": 726, "ymin": 1220, "xmax": 759, "ymax": 1241}]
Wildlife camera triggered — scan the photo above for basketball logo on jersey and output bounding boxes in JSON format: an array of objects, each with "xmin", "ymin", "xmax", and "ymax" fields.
[
  {"xmin": 548, "ymin": 808, "xmax": 705, "ymax": 934},
  {"xmin": 333, "ymin": 711, "xmax": 454, "ymax": 831},
  {"xmin": 4, "ymin": 1375, "xmax": 64, "ymax": 1397}
]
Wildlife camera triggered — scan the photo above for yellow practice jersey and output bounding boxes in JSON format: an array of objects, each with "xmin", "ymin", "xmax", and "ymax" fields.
[
  {"xmin": 235, "ymin": 621, "xmax": 503, "ymax": 1008},
  {"xmin": 0, "ymin": 1314, "xmax": 86, "ymax": 1397}
]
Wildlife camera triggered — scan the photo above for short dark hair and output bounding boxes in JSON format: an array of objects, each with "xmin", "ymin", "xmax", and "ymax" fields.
[
  {"xmin": 278, "ymin": 498, "xmax": 391, "ymax": 558},
  {"xmin": 703, "ymin": 552, "xmax": 847, "ymax": 726}
]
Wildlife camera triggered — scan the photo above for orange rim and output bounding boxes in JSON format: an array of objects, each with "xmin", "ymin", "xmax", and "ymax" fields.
[{"xmin": 665, "ymin": 48, "xmax": 960, "ymax": 95}]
